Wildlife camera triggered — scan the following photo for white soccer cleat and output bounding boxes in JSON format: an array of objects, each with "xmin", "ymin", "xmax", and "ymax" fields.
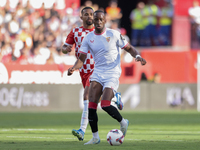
[
  {"xmin": 84, "ymin": 137, "xmax": 100, "ymax": 145},
  {"xmin": 120, "ymin": 119, "xmax": 129, "ymax": 137}
]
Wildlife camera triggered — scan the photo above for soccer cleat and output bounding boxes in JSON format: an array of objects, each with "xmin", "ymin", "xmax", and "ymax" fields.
[
  {"xmin": 120, "ymin": 119, "xmax": 129, "ymax": 137},
  {"xmin": 84, "ymin": 137, "xmax": 100, "ymax": 145},
  {"xmin": 72, "ymin": 129, "xmax": 85, "ymax": 141},
  {"xmin": 115, "ymin": 92, "xmax": 123, "ymax": 110}
]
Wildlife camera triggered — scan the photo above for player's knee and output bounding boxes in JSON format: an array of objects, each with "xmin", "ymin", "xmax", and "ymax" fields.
[
  {"xmin": 83, "ymin": 91, "xmax": 89, "ymax": 100},
  {"xmin": 101, "ymin": 100, "xmax": 111, "ymax": 109},
  {"xmin": 83, "ymin": 87, "xmax": 89, "ymax": 100},
  {"xmin": 83, "ymin": 94, "xmax": 89, "ymax": 100}
]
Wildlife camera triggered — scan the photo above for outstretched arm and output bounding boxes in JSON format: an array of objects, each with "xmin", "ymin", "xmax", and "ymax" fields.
[
  {"xmin": 124, "ymin": 44, "xmax": 146, "ymax": 65},
  {"xmin": 67, "ymin": 53, "xmax": 87, "ymax": 76}
]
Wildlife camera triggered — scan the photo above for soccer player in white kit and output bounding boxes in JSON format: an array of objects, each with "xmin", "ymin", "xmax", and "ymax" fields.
[
  {"xmin": 62, "ymin": 7, "xmax": 123, "ymax": 141},
  {"xmin": 68, "ymin": 10, "xmax": 146, "ymax": 145}
]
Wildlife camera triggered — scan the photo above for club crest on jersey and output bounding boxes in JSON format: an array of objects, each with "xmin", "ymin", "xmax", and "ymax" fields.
[
  {"xmin": 106, "ymin": 37, "xmax": 110, "ymax": 42},
  {"xmin": 90, "ymin": 40, "xmax": 94, "ymax": 43}
]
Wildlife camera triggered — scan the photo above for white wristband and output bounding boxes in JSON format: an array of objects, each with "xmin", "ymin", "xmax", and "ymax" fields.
[{"xmin": 136, "ymin": 55, "xmax": 141, "ymax": 58}]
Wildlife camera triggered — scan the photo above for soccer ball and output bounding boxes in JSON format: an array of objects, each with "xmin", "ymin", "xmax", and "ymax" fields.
[{"xmin": 107, "ymin": 129, "xmax": 124, "ymax": 146}]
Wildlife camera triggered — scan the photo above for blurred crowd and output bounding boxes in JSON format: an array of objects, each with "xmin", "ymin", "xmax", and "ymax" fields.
[
  {"xmin": 0, "ymin": 0, "xmax": 130, "ymax": 65},
  {"xmin": 130, "ymin": 0, "xmax": 173, "ymax": 47},
  {"xmin": 0, "ymin": 0, "xmax": 81, "ymax": 65},
  {"xmin": 0, "ymin": 0, "xmax": 173, "ymax": 65}
]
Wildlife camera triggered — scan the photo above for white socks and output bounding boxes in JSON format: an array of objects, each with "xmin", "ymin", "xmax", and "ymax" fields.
[
  {"xmin": 93, "ymin": 131, "xmax": 100, "ymax": 139},
  {"xmin": 120, "ymin": 118, "xmax": 127, "ymax": 127},
  {"xmin": 80, "ymin": 100, "xmax": 89, "ymax": 132}
]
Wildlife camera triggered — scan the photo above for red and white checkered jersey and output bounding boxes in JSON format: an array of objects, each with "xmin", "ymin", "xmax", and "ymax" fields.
[
  {"xmin": 65, "ymin": 26, "xmax": 95, "ymax": 73},
  {"xmin": 79, "ymin": 28, "xmax": 128, "ymax": 72}
]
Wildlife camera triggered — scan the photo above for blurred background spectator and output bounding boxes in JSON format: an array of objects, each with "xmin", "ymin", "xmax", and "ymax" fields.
[
  {"xmin": 150, "ymin": 72, "xmax": 161, "ymax": 83},
  {"xmin": 142, "ymin": 0, "xmax": 160, "ymax": 46},
  {"xmin": 158, "ymin": 1, "xmax": 173, "ymax": 46},
  {"xmin": 106, "ymin": 0, "xmax": 122, "ymax": 27},
  {"xmin": 130, "ymin": 2, "xmax": 145, "ymax": 46}
]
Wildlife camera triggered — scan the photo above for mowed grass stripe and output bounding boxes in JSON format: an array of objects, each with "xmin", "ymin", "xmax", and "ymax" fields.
[{"xmin": 0, "ymin": 111, "xmax": 199, "ymax": 150}]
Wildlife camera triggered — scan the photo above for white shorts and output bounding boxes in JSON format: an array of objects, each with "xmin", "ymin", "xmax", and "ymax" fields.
[{"xmin": 90, "ymin": 71, "xmax": 120, "ymax": 93}]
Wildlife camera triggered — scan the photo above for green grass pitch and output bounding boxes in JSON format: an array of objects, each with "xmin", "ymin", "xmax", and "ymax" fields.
[{"xmin": 0, "ymin": 111, "xmax": 199, "ymax": 150}]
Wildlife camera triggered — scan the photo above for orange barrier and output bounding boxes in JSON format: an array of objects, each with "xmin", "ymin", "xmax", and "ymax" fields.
[
  {"xmin": 120, "ymin": 50, "xmax": 197, "ymax": 83},
  {"xmin": 0, "ymin": 50, "xmax": 198, "ymax": 84},
  {"xmin": 140, "ymin": 50, "xmax": 197, "ymax": 83}
]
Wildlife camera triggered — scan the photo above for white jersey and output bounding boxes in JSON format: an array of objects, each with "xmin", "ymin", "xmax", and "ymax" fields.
[{"xmin": 79, "ymin": 28, "xmax": 128, "ymax": 74}]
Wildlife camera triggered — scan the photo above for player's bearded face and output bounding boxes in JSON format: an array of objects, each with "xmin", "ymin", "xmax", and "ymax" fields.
[
  {"xmin": 86, "ymin": 18, "xmax": 93, "ymax": 25},
  {"xmin": 82, "ymin": 9, "xmax": 94, "ymax": 26}
]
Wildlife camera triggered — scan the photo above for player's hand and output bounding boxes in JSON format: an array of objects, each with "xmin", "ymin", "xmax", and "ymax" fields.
[
  {"xmin": 67, "ymin": 67, "xmax": 75, "ymax": 76},
  {"xmin": 135, "ymin": 57, "xmax": 147, "ymax": 66},
  {"xmin": 62, "ymin": 45, "xmax": 72, "ymax": 54}
]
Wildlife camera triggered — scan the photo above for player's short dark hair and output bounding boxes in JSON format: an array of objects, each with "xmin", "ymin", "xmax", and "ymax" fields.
[
  {"xmin": 94, "ymin": 10, "xmax": 105, "ymax": 15},
  {"xmin": 81, "ymin": 6, "xmax": 93, "ymax": 15}
]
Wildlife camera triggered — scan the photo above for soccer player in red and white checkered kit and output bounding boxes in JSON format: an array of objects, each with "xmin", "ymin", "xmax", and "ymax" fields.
[{"xmin": 62, "ymin": 7, "xmax": 123, "ymax": 141}]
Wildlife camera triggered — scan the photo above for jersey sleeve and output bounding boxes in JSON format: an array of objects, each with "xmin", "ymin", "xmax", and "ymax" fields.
[
  {"xmin": 79, "ymin": 35, "xmax": 89, "ymax": 55},
  {"xmin": 64, "ymin": 29, "xmax": 75, "ymax": 45},
  {"xmin": 129, "ymin": 10, "xmax": 134, "ymax": 20},
  {"xmin": 116, "ymin": 31, "xmax": 128, "ymax": 49}
]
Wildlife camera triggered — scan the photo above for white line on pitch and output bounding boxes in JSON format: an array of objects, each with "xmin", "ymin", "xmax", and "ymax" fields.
[
  {"xmin": 6, "ymin": 136, "xmax": 53, "ymax": 139},
  {"xmin": 0, "ymin": 129, "xmax": 67, "ymax": 131},
  {"xmin": 133, "ymin": 139, "xmax": 183, "ymax": 141},
  {"xmin": 155, "ymin": 131, "xmax": 200, "ymax": 133},
  {"xmin": 6, "ymin": 136, "xmax": 77, "ymax": 140},
  {"xmin": 101, "ymin": 139, "xmax": 183, "ymax": 141}
]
